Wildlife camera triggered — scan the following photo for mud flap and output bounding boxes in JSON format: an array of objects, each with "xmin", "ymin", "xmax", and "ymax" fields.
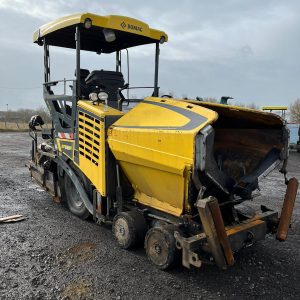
[{"xmin": 55, "ymin": 157, "xmax": 94, "ymax": 214}]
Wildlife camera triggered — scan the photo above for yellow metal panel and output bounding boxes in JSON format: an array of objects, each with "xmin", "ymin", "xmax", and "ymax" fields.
[
  {"xmin": 108, "ymin": 131, "xmax": 194, "ymax": 174},
  {"xmin": 115, "ymin": 102, "xmax": 190, "ymax": 128},
  {"xmin": 78, "ymin": 101, "xmax": 124, "ymax": 117},
  {"xmin": 121, "ymin": 160, "xmax": 189, "ymax": 216},
  {"xmin": 108, "ymin": 97, "xmax": 218, "ymax": 216},
  {"xmin": 118, "ymin": 97, "xmax": 218, "ymax": 130},
  {"xmin": 78, "ymin": 154, "xmax": 100, "ymax": 190},
  {"xmin": 56, "ymin": 139, "xmax": 62, "ymax": 152},
  {"xmin": 77, "ymin": 107, "xmax": 104, "ymax": 195},
  {"xmin": 76, "ymin": 101, "xmax": 123, "ymax": 196},
  {"xmin": 33, "ymin": 12, "xmax": 168, "ymax": 43}
]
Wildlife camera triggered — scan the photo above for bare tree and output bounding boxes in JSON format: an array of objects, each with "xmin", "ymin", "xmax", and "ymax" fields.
[
  {"xmin": 181, "ymin": 93, "xmax": 188, "ymax": 100},
  {"xmin": 4, "ymin": 106, "xmax": 51, "ymax": 124},
  {"xmin": 234, "ymin": 102, "xmax": 259, "ymax": 109},
  {"xmin": 203, "ymin": 97, "xmax": 218, "ymax": 103},
  {"xmin": 289, "ymin": 99, "xmax": 300, "ymax": 123}
]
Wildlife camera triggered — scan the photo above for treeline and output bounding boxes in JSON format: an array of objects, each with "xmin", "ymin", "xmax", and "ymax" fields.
[
  {"xmin": 290, "ymin": 99, "xmax": 300, "ymax": 123},
  {"xmin": 3, "ymin": 107, "xmax": 51, "ymax": 124}
]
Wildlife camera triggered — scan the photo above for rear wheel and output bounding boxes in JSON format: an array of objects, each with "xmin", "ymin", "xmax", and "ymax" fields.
[
  {"xmin": 58, "ymin": 163, "xmax": 92, "ymax": 220},
  {"xmin": 63, "ymin": 173, "xmax": 90, "ymax": 219},
  {"xmin": 144, "ymin": 225, "xmax": 179, "ymax": 270},
  {"xmin": 113, "ymin": 211, "xmax": 147, "ymax": 249}
]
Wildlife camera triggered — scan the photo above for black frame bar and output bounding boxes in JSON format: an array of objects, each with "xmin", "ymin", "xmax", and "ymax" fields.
[
  {"xmin": 154, "ymin": 42, "xmax": 160, "ymax": 97},
  {"xmin": 43, "ymin": 40, "xmax": 50, "ymax": 84},
  {"xmin": 42, "ymin": 25, "xmax": 162, "ymax": 126},
  {"xmin": 116, "ymin": 50, "xmax": 121, "ymax": 72},
  {"xmin": 75, "ymin": 26, "xmax": 81, "ymax": 99}
]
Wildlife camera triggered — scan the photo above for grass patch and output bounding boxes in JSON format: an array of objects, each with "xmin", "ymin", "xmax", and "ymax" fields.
[
  {"xmin": 0, "ymin": 122, "xmax": 28, "ymax": 132},
  {"xmin": 0, "ymin": 122, "xmax": 51, "ymax": 132}
]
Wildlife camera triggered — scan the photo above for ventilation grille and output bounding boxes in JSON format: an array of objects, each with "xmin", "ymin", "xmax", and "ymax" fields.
[{"xmin": 78, "ymin": 111, "xmax": 100, "ymax": 166}]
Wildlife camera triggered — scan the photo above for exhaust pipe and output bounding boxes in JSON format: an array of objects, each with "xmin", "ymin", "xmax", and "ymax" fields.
[{"xmin": 276, "ymin": 177, "xmax": 298, "ymax": 241}]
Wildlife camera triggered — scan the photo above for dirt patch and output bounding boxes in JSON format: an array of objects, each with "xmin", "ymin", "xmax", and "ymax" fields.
[
  {"xmin": 57, "ymin": 243, "xmax": 97, "ymax": 268},
  {"xmin": 61, "ymin": 279, "xmax": 92, "ymax": 300}
]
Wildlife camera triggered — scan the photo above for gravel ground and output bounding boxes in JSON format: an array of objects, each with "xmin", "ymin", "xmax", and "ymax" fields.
[{"xmin": 0, "ymin": 132, "xmax": 299, "ymax": 300}]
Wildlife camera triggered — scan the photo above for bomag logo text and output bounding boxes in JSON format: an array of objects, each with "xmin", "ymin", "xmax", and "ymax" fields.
[
  {"xmin": 120, "ymin": 22, "xmax": 142, "ymax": 32},
  {"xmin": 127, "ymin": 24, "xmax": 142, "ymax": 32}
]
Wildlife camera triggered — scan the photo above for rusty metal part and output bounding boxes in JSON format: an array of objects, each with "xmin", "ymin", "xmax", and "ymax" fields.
[
  {"xmin": 276, "ymin": 177, "xmax": 299, "ymax": 241},
  {"xmin": 174, "ymin": 231, "xmax": 205, "ymax": 269},
  {"xmin": 208, "ymin": 200, "xmax": 234, "ymax": 266},
  {"xmin": 175, "ymin": 209, "xmax": 277, "ymax": 269},
  {"xmin": 195, "ymin": 197, "xmax": 232, "ymax": 270},
  {"xmin": 226, "ymin": 219, "xmax": 267, "ymax": 251},
  {"xmin": 27, "ymin": 160, "xmax": 59, "ymax": 197},
  {"xmin": 226, "ymin": 219, "xmax": 264, "ymax": 236},
  {"xmin": 52, "ymin": 196, "xmax": 61, "ymax": 203}
]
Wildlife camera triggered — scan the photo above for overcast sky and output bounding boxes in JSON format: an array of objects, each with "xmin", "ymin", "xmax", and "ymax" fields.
[{"xmin": 0, "ymin": 0, "xmax": 299, "ymax": 110}]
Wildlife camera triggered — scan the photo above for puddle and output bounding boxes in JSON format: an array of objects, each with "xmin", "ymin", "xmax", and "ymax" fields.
[
  {"xmin": 61, "ymin": 278, "xmax": 91, "ymax": 300},
  {"xmin": 57, "ymin": 242, "xmax": 96, "ymax": 268}
]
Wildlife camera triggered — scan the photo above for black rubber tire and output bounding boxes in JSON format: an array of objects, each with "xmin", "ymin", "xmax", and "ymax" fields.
[
  {"xmin": 113, "ymin": 211, "xmax": 147, "ymax": 249},
  {"xmin": 144, "ymin": 224, "xmax": 179, "ymax": 270},
  {"xmin": 58, "ymin": 173, "xmax": 67, "ymax": 203},
  {"xmin": 63, "ymin": 170, "xmax": 90, "ymax": 220}
]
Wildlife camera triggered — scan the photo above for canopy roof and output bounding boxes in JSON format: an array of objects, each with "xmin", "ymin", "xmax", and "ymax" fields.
[{"xmin": 33, "ymin": 12, "xmax": 168, "ymax": 53}]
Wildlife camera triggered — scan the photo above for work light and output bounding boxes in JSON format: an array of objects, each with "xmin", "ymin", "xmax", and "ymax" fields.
[
  {"xmin": 98, "ymin": 91, "xmax": 109, "ymax": 102},
  {"xmin": 103, "ymin": 28, "xmax": 116, "ymax": 42},
  {"xmin": 89, "ymin": 92, "xmax": 98, "ymax": 101},
  {"xmin": 84, "ymin": 18, "xmax": 92, "ymax": 29},
  {"xmin": 159, "ymin": 36, "xmax": 166, "ymax": 44}
]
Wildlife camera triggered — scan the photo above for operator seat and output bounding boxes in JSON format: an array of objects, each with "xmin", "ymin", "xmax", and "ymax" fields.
[
  {"xmin": 74, "ymin": 69, "xmax": 91, "ymax": 99},
  {"xmin": 85, "ymin": 70, "xmax": 125, "ymax": 109}
]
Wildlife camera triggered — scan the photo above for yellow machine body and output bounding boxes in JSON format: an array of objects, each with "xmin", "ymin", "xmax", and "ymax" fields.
[
  {"xmin": 107, "ymin": 97, "xmax": 218, "ymax": 216},
  {"xmin": 55, "ymin": 97, "xmax": 285, "ymax": 217},
  {"xmin": 29, "ymin": 11, "xmax": 296, "ymax": 271}
]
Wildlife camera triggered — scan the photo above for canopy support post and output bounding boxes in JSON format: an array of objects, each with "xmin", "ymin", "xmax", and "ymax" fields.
[
  {"xmin": 153, "ymin": 42, "xmax": 160, "ymax": 97},
  {"xmin": 43, "ymin": 40, "xmax": 50, "ymax": 83},
  {"xmin": 116, "ymin": 50, "xmax": 121, "ymax": 72},
  {"xmin": 75, "ymin": 26, "xmax": 81, "ymax": 99}
]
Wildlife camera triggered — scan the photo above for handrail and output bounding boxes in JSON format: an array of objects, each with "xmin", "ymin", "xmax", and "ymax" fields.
[
  {"xmin": 43, "ymin": 79, "xmax": 74, "ymax": 85},
  {"xmin": 123, "ymin": 86, "xmax": 157, "ymax": 90},
  {"xmin": 43, "ymin": 79, "xmax": 76, "ymax": 96}
]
